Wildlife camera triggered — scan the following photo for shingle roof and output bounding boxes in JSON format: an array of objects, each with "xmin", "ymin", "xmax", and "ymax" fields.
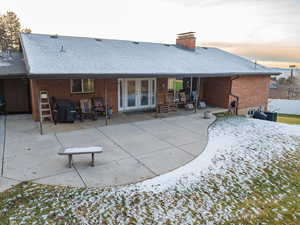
[
  {"xmin": 20, "ymin": 33, "xmax": 280, "ymax": 78},
  {"xmin": 0, "ymin": 52, "xmax": 27, "ymax": 78}
]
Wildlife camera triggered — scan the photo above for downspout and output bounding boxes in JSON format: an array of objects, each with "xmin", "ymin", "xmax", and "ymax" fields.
[{"xmin": 229, "ymin": 75, "xmax": 239, "ymax": 115}]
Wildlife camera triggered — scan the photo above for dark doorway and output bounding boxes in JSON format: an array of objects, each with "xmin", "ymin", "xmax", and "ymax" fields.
[{"xmin": 2, "ymin": 79, "xmax": 31, "ymax": 113}]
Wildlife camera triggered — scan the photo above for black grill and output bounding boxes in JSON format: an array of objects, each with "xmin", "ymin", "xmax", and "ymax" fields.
[{"xmin": 53, "ymin": 99, "xmax": 77, "ymax": 123}]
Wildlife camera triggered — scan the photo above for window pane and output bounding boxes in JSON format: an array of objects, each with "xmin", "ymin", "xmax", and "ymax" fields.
[
  {"xmin": 168, "ymin": 79, "xmax": 175, "ymax": 91},
  {"xmin": 176, "ymin": 80, "xmax": 183, "ymax": 91},
  {"xmin": 83, "ymin": 79, "xmax": 94, "ymax": 93},
  {"xmin": 141, "ymin": 80, "xmax": 149, "ymax": 106},
  {"xmin": 127, "ymin": 80, "xmax": 136, "ymax": 107},
  {"xmin": 72, "ymin": 79, "xmax": 82, "ymax": 93},
  {"xmin": 119, "ymin": 80, "xmax": 123, "ymax": 108},
  {"xmin": 152, "ymin": 80, "xmax": 155, "ymax": 105}
]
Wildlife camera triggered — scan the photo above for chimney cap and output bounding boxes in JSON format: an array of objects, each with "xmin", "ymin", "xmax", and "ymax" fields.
[{"xmin": 177, "ymin": 32, "xmax": 196, "ymax": 37}]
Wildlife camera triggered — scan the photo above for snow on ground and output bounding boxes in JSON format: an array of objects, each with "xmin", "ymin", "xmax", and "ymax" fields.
[
  {"xmin": 4, "ymin": 117, "xmax": 300, "ymax": 225},
  {"xmin": 64, "ymin": 146, "xmax": 103, "ymax": 154},
  {"xmin": 133, "ymin": 117, "xmax": 300, "ymax": 193}
]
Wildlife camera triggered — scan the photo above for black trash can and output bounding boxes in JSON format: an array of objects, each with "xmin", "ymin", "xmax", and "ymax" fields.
[
  {"xmin": 53, "ymin": 100, "xmax": 77, "ymax": 123},
  {"xmin": 253, "ymin": 111, "xmax": 268, "ymax": 120},
  {"xmin": 264, "ymin": 112, "xmax": 278, "ymax": 122}
]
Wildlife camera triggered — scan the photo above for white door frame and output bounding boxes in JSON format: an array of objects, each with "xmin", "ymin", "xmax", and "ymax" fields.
[{"xmin": 118, "ymin": 78, "xmax": 156, "ymax": 111}]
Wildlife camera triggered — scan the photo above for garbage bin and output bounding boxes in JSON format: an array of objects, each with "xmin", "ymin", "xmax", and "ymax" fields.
[
  {"xmin": 264, "ymin": 112, "xmax": 278, "ymax": 122},
  {"xmin": 53, "ymin": 100, "xmax": 77, "ymax": 123},
  {"xmin": 253, "ymin": 111, "xmax": 268, "ymax": 120}
]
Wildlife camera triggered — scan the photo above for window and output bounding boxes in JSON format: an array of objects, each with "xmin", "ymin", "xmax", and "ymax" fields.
[
  {"xmin": 71, "ymin": 79, "xmax": 94, "ymax": 93},
  {"xmin": 168, "ymin": 79, "xmax": 175, "ymax": 92},
  {"xmin": 168, "ymin": 78, "xmax": 183, "ymax": 92}
]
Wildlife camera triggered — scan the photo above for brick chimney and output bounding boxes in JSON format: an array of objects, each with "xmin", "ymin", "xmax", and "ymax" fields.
[{"xmin": 176, "ymin": 32, "xmax": 196, "ymax": 50}]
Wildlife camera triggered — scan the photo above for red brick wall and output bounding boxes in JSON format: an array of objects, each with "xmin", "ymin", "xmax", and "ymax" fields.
[
  {"xmin": 200, "ymin": 75, "xmax": 270, "ymax": 111},
  {"xmin": 201, "ymin": 77, "xmax": 231, "ymax": 108},
  {"xmin": 231, "ymin": 75, "xmax": 270, "ymax": 111},
  {"xmin": 30, "ymin": 78, "xmax": 118, "ymax": 121}
]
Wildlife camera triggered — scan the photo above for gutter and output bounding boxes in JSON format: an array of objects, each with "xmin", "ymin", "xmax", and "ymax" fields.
[
  {"xmin": 229, "ymin": 75, "xmax": 240, "ymax": 115},
  {"xmin": 26, "ymin": 72, "xmax": 281, "ymax": 79}
]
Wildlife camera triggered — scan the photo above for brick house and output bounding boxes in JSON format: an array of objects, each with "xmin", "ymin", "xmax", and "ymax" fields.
[{"xmin": 1, "ymin": 32, "xmax": 279, "ymax": 120}]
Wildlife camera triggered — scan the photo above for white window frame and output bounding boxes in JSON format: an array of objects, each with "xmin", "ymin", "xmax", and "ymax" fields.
[
  {"xmin": 71, "ymin": 78, "xmax": 95, "ymax": 94},
  {"xmin": 118, "ymin": 78, "xmax": 156, "ymax": 111}
]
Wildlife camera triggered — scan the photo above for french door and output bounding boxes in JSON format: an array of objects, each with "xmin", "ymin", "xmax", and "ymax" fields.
[{"xmin": 118, "ymin": 78, "xmax": 156, "ymax": 111}]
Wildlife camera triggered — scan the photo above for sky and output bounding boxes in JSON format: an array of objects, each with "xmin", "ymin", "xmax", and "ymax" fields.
[{"xmin": 1, "ymin": 0, "xmax": 300, "ymax": 68}]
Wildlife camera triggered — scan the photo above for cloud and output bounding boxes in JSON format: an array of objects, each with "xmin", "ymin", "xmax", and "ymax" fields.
[{"xmin": 203, "ymin": 42, "xmax": 300, "ymax": 63}]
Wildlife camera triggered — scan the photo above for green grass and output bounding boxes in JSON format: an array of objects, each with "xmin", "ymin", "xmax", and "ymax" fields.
[
  {"xmin": 225, "ymin": 151, "xmax": 300, "ymax": 225},
  {"xmin": 277, "ymin": 114, "xmax": 300, "ymax": 125},
  {"xmin": 214, "ymin": 111, "xmax": 236, "ymax": 119}
]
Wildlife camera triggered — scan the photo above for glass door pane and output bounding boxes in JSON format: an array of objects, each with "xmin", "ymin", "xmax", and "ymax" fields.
[
  {"xmin": 141, "ymin": 80, "xmax": 149, "ymax": 106},
  {"xmin": 151, "ymin": 80, "xmax": 156, "ymax": 105},
  {"xmin": 127, "ymin": 80, "xmax": 136, "ymax": 107},
  {"xmin": 119, "ymin": 80, "xmax": 123, "ymax": 109}
]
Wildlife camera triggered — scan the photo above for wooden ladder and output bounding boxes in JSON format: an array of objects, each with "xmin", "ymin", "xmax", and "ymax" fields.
[{"xmin": 39, "ymin": 91, "xmax": 52, "ymax": 134}]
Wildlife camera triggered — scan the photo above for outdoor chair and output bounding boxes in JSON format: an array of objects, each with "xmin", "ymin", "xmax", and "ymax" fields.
[
  {"xmin": 78, "ymin": 99, "xmax": 97, "ymax": 121},
  {"xmin": 92, "ymin": 97, "xmax": 106, "ymax": 116},
  {"xmin": 177, "ymin": 92, "xmax": 187, "ymax": 108}
]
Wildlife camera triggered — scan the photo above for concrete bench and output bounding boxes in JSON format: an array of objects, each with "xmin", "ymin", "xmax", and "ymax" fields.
[{"xmin": 58, "ymin": 146, "xmax": 103, "ymax": 168}]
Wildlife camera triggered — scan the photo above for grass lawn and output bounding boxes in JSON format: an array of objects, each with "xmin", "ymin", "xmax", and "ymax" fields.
[
  {"xmin": 277, "ymin": 114, "xmax": 300, "ymax": 125},
  {"xmin": 1, "ymin": 118, "xmax": 299, "ymax": 224},
  {"xmin": 1, "ymin": 151, "xmax": 300, "ymax": 224}
]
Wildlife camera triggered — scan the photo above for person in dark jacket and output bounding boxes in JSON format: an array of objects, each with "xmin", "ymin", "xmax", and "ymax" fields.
[
  {"xmin": 229, "ymin": 100, "xmax": 237, "ymax": 115},
  {"xmin": 0, "ymin": 96, "xmax": 6, "ymax": 114}
]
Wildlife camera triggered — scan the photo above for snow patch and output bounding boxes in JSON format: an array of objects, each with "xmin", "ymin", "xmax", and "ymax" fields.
[{"xmin": 64, "ymin": 146, "xmax": 103, "ymax": 154}]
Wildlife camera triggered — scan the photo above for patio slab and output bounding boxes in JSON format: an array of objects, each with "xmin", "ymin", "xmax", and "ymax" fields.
[
  {"xmin": 34, "ymin": 170, "xmax": 86, "ymax": 187},
  {"xmin": 98, "ymin": 123, "xmax": 145, "ymax": 140},
  {"xmin": 78, "ymin": 158, "xmax": 155, "ymax": 188},
  {"xmin": 0, "ymin": 177, "xmax": 21, "ymax": 192},
  {"xmin": 3, "ymin": 144, "xmax": 71, "ymax": 181},
  {"xmin": 1, "ymin": 112, "xmax": 217, "ymax": 188},
  {"xmin": 56, "ymin": 128, "xmax": 115, "ymax": 148},
  {"xmin": 137, "ymin": 147, "xmax": 194, "ymax": 175},
  {"xmin": 178, "ymin": 138, "xmax": 208, "ymax": 156},
  {"xmin": 112, "ymin": 133, "xmax": 172, "ymax": 157}
]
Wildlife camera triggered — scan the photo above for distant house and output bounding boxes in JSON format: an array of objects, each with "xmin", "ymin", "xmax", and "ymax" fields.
[
  {"xmin": 1, "ymin": 32, "xmax": 279, "ymax": 120},
  {"xmin": 268, "ymin": 99, "xmax": 300, "ymax": 116},
  {"xmin": 269, "ymin": 79, "xmax": 278, "ymax": 89}
]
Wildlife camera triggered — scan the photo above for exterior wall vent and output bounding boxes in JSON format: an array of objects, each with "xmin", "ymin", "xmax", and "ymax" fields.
[
  {"xmin": 132, "ymin": 41, "xmax": 139, "ymax": 44},
  {"xmin": 95, "ymin": 38, "xmax": 102, "ymax": 42}
]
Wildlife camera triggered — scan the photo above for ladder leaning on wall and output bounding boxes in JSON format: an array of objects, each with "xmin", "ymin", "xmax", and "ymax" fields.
[{"xmin": 39, "ymin": 91, "xmax": 53, "ymax": 135}]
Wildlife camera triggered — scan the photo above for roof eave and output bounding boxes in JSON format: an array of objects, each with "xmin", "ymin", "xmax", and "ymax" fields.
[
  {"xmin": 26, "ymin": 71, "xmax": 281, "ymax": 79},
  {"xmin": 0, "ymin": 73, "xmax": 27, "ymax": 79},
  {"xmin": 19, "ymin": 33, "xmax": 31, "ymax": 75}
]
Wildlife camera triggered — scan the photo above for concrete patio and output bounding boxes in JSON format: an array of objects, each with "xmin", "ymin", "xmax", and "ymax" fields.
[{"xmin": 0, "ymin": 111, "xmax": 218, "ymax": 191}]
